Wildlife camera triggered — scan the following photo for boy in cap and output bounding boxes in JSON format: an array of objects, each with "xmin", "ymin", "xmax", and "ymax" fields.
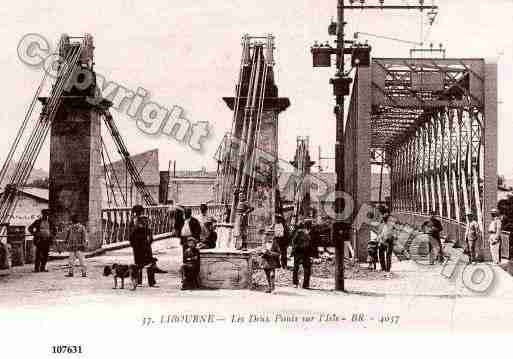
[
  {"xmin": 181, "ymin": 237, "xmax": 200, "ymax": 290},
  {"xmin": 64, "ymin": 215, "xmax": 88, "ymax": 278},
  {"xmin": 367, "ymin": 234, "xmax": 379, "ymax": 270},
  {"xmin": 257, "ymin": 230, "xmax": 280, "ymax": 293}
]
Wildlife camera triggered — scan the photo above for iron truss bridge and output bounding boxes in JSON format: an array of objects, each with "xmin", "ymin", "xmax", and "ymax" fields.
[{"xmin": 344, "ymin": 57, "xmax": 497, "ymax": 261}]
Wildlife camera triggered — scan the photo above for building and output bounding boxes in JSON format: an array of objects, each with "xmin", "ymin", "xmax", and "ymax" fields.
[
  {"xmin": 166, "ymin": 168, "xmax": 217, "ymax": 206},
  {"xmin": 279, "ymin": 171, "xmax": 390, "ymax": 215},
  {"xmin": 0, "ymin": 187, "xmax": 49, "ymax": 227},
  {"xmin": 102, "ymin": 149, "xmax": 160, "ymax": 207}
]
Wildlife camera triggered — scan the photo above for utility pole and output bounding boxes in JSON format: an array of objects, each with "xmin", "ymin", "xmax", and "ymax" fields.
[
  {"xmin": 318, "ymin": 146, "xmax": 335, "ymax": 173},
  {"xmin": 311, "ymin": 0, "xmax": 438, "ymax": 292},
  {"xmin": 334, "ymin": 0, "xmax": 346, "ymax": 291}
]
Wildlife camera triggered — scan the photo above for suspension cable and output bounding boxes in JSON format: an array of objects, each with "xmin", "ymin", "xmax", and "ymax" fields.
[
  {"xmin": 101, "ymin": 136, "xmax": 126, "ymax": 207},
  {"xmin": 220, "ymin": 35, "xmax": 251, "ymax": 202},
  {"xmin": 0, "ymin": 42, "xmax": 83, "ymax": 224}
]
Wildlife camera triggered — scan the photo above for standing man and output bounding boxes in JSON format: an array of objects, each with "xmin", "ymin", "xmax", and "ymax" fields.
[
  {"xmin": 28, "ymin": 209, "xmax": 55, "ymax": 273},
  {"xmin": 235, "ymin": 199, "xmax": 254, "ymax": 250},
  {"xmin": 173, "ymin": 204, "xmax": 185, "ymax": 237},
  {"xmin": 64, "ymin": 215, "xmax": 88, "ymax": 278},
  {"xmin": 198, "ymin": 203, "xmax": 209, "ymax": 240},
  {"xmin": 377, "ymin": 215, "xmax": 395, "ymax": 273},
  {"xmin": 465, "ymin": 212, "xmax": 481, "ymax": 265},
  {"xmin": 129, "ymin": 205, "xmax": 158, "ymax": 287},
  {"xmin": 291, "ymin": 219, "xmax": 317, "ymax": 289},
  {"xmin": 180, "ymin": 208, "xmax": 201, "ymax": 257},
  {"xmin": 274, "ymin": 214, "xmax": 289, "ymax": 269},
  {"xmin": 422, "ymin": 211, "xmax": 444, "ymax": 264},
  {"xmin": 488, "ymin": 209, "xmax": 502, "ymax": 265}
]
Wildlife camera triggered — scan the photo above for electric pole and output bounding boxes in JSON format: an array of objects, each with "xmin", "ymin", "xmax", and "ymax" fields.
[
  {"xmin": 311, "ymin": 0, "xmax": 438, "ymax": 292},
  {"xmin": 334, "ymin": 0, "xmax": 346, "ymax": 291}
]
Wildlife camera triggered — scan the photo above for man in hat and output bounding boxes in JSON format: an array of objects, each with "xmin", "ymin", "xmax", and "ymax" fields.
[
  {"xmin": 28, "ymin": 209, "xmax": 56, "ymax": 272},
  {"xmin": 291, "ymin": 218, "xmax": 317, "ymax": 289},
  {"xmin": 377, "ymin": 214, "xmax": 396, "ymax": 272},
  {"xmin": 488, "ymin": 208, "xmax": 502, "ymax": 264},
  {"xmin": 173, "ymin": 203, "xmax": 185, "ymax": 237},
  {"xmin": 275, "ymin": 213, "xmax": 290, "ymax": 269},
  {"xmin": 179, "ymin": 207, "xmax": 202, "ymax": 257},
  {"xmin": 465, "ymin": 212, "xmax": 481, "ymax": 264},
  {"xmin": 422, "ymin": 211, "xmax": 444, "ymax": 264},
  {"xmin": 128, "ymin": 205, "xmax": 165, "ymax": 287},
  {"xmin": 235, "ymin": 198, "xmax": 254, "ymax": 250}
]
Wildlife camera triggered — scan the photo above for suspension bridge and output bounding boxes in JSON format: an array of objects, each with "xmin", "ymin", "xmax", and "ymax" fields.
[{"xmin": 0, "ymin": 34, "xmax": 225, "ymax": 256}]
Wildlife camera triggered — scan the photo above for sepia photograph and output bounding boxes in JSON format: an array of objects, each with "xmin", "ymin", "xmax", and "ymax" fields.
[{"xmin": 0, "ymin": 0, "xmax": 512, "ymax": 357}]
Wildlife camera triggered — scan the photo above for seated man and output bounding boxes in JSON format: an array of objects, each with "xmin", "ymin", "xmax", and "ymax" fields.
[
  {"xmin": 181, "ymin": 237, "xmax": 200, "ymax": 290},
  {"xmin": 198, "ymin": 220, "xmax": 217, "ymax": 249}
]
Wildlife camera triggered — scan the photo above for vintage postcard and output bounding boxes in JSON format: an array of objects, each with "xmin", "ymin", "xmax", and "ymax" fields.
[{"xmin": 1, "ymin": 1, "xmax": 512, "ymax": 357}]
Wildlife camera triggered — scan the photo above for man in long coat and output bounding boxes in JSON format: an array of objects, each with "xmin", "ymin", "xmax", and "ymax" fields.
[{"xmin": 129, "ymin": 205, "xmax": 157, "ymax": 287}]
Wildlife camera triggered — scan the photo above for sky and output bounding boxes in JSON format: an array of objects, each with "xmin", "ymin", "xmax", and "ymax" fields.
[{"xmin": 0, "ymin": 0, "xmax": 512, "ymax": 176}]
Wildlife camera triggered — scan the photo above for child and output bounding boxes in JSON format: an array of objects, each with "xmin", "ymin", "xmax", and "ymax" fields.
[
  {"xmin": 181, "ymin": 237, "xmax": 200, "ymax": 290},
  {"xmin": 64, "ymin": 215, "xmax": 88, "ymax": 278},
  {"xmin": 367, "ymin": 236, "xmax": 379, "ymax": 270},
  {"xmin": 259, "ymin": 232, "xmax": 280, "ymax": 293}
]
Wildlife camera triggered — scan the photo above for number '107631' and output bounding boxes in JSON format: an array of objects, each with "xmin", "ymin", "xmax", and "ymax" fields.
[{"xmin": 51, "ymin": 345, "xmax": 83, "ymax": 354}]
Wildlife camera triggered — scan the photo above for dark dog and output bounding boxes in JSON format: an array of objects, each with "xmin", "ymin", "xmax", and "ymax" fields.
[{"xmin": 103, "ymin": 263, "xmax": 138, "ymax": 290}]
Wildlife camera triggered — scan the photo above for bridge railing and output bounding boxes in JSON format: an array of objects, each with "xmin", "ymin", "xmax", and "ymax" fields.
[
  {"xmin": 394, "ymin": 211, "xmax": 511, "ymax": 260},
  {"xmin": 188, "ymin": 204, "xmax": 226, "ymax": 220},
  {"xmin": 101, "ymin": 205, "xmax": 174, "ymax": 246},
  {"xmin": 101, "ymin": 204, "xmax": 227, "ymax": 247}
]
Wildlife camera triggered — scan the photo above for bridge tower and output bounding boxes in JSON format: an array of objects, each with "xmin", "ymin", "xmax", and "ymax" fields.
[
  {"xmin": 290, "ymin": 136, "xmax": 315, "ymax": 221},
  {"xmin": 45, "ymin": 34, "xmax": 110, "ymax": 250},
  {"xmin": 221, "ymin": 34, "xmax": 290, "ymax": 247}
]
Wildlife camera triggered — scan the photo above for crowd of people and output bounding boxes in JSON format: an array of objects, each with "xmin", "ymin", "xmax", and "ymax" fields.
[
  {"xmin": 173, "ymin": 202, "xmax": 319, "ymax": 292},
  {"xmin": 8, "ymin": 203, "xmax": 505, "ymax": 292},
  {"xmin": 367, "ymin": 208, "xmax": 505, "ymax": 274}
]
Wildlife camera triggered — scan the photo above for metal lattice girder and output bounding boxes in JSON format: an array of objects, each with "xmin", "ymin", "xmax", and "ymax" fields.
[
  {"xmin": 372, "ymin": 56, "xmax": 490, "ymax": 233},
  {"xmin": 347, "ymin": 58, "xmax": 495, "ymax": 261},
  {"xmin": 370, "ymin": 58, "xmax": 485, "ymax": 151}
]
